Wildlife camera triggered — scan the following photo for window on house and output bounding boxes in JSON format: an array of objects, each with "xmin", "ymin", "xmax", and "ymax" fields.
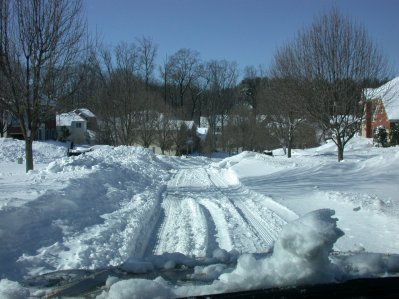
[{"xmin": 76, "ymin": 123, "xmax": 82, "ymax": 128}]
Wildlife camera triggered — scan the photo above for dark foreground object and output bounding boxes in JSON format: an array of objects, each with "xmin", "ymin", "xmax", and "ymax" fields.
[
  {"xmin": 263, "ymin": 150, "xmax": 274, "ymax": 156},
  {"xmin": 188, "ymin": 276, "xmax": 399, "ymax": 299},
  {"xmin": 24, "ymin": 266, "xmax": 399, "ymax": 299},
  {"xmin": 66, "ymin": 147, "xmax": 93, "ymax": 157}
]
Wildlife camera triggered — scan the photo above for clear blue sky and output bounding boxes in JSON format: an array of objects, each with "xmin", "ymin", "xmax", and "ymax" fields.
[{"xmin": 85, "ymin": 0, "xmax": 399, "ymax": 78}]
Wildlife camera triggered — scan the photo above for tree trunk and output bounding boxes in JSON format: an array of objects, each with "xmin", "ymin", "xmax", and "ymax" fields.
[
  {"xmin": 287, "ymin": 140, "xmax": 292, "ymax": 158},
  {"xmin": 25, "ymin": 137, "xmax": 34, "ymax": 172},
  {"xmin": 337, "ymin": 145, "xmax": 344, "ymax": 162},
  {"xmin": 287, "ymin": 126, "xmax": 293, "ymax": 158},
  {"xmin": 336, "ymin": 136, "xmax": 344, "ymax": 161}
]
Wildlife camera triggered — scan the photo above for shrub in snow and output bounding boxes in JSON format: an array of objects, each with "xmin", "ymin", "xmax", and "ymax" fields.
[
  {"xmin": 389, "ymin": 125, "xmax": 399, "ymax": 146},
  {"xmin": 58, "ymin": 126, "xmax": 71, "ymax": 142},
  {"xmin": 373, "ymin": 126, "xmax": 388, "ymax": 147}
]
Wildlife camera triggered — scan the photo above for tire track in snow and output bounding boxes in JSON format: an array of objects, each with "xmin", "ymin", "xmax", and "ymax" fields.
[
  {"xmin": 199, "ymin": 203, "xmax": 221, "ymax": 256},
  {"xmin": 233, "ymin": 200, "xmax": 276, "ymax": 244},
  {"xmin": 148, "ymin": 162, "xmax": 297, "ymax": 257},
  {"xmin": 151, "ymin": 193, "xmax": 209, "ymax": 257},
  {"xmin": 198, "ymin": 199, "xmax": 233, "ymax": 252},
  {"xmin": 199, "ymin": 196, "xmax": 263, "ymax": 253},
  {"xmin": 206, "ymin": 167, "xmax": 294, "ymax": 249},
  {"xmin": 220, "ymin": 185, "xmax": 293, "ymax": 240}
]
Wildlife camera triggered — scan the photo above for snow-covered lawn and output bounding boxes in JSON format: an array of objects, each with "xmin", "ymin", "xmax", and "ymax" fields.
[{"xmin": 0, "ymin": 136, "xmax": 399, "ymax": 298}]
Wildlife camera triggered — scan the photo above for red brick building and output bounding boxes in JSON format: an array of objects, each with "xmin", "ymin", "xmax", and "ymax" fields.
[
  {"xmin": 362, "ymin": 77, "xmax": 399, "ymax": 138},
  {"xmin": 6, "ymin": 115, "xmax": 56, "ymax": 140}
]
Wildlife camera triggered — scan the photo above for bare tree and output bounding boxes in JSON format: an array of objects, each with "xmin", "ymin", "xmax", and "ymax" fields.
[
  {"xmin": 94, "ymin": 43, "xmax": 141, "ymax": 146},
  {"xmin": 155, "ymin": 113, "xmax": 173, "ymax": 155},
  {"xmin": 0, "ymin": 73, "xmax": 10, "ymax": 136},
  {"xmin": 137, "ymin": 36, "xmax": 157, "ymax": 90},
  {"xmin": 0, "ymin": 105, "xmax": 10, "ymax": 137},
  {"xmin": 203, "ymin": 59, "xmax": 239, "ymax": 151},
  {"xmin": 136, "ymin": 90, "xmax": 162, "ymax": 148},
  {"xmin": 260, "ymin": 78, "xmax": 305, "ymax": 158},
  {"xmin": 153, "ymin": 100, "xmax": 177, "ymax": 155},
  {"xmin": 241, "ymin": 65, "xmax": 266, "ymax": 113},
  {"xmin": 272, "ymin": 8, "xmax": 389, "ymax": 161},
  {"xmin": 93, "ymin": 41, "xmax": 163, "ymax": 148},
  {"xmin": 170, "ymin": 121, "xmax": 190, "ymax": 156},
  {"xmin": 166, "ymin": 48, "xmax": 201, "ymax": 110},
  {"xmin": 0, "ymin": 0, "xmax": 85, "ymax": 171},
  {"xmin": 187, "ymin": 63, "xmax": 208, "ymax": 122},
  {"xmin": 223, "ymin": 103, "xmax": 254, "ymax": 153}
]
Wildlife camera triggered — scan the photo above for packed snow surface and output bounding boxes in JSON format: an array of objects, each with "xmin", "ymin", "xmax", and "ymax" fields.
[{"xmin": 0, "ymin": 136, "xmax": 399, "ymax": 298}]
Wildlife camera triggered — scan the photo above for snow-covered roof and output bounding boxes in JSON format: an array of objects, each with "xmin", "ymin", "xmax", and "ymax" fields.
[
  {"xmin": 196, "ymin": 127, "xmax": 208, "ymax": 141},
  {"xmin": 196, "ymin": 127, "xmax": 208, "ymax": 135},
  {"xmin": 200, "ymin": 115, "xmax": 227, "ymax": 128},
  {"xmin": 168, "ymin": 119, "xmax": 194, "ymax": 130},
  {"xmin": 364, "ymin": 76, "xmax": 399, "ymax": 121},
  {"xmin": 56, "ymin": 108, "xmax": 95, "ymax": 127},
  {"xmin": 56, "ymin": 112, "xmax": 86, "ymax": 126},
  {"xmin": 76, "ymin": 108, "xmax": 95, "ymax": 118},
  {"xmin": 184, "ymin": 120, "xmax": 194, "ymax": 130}
]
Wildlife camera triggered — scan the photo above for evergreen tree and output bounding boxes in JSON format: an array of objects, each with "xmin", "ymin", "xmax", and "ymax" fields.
[
  {"xmin": 59, "ymin": 126, "xmax": 71, "ymax": 142},
  {"xmin": 373, "ymin": 126, "xmax": 388, "ymax": 147},
  {"xmin": 389, "ymin": 125, "xmax": 399, "ymax": 146}
]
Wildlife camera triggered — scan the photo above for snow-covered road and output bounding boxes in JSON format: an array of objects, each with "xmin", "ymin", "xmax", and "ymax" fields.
[{"xmin": 150, "ymin": 163, "xmax": 297, "ymax": 257}]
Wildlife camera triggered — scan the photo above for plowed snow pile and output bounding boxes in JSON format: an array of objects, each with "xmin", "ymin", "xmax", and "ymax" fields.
[{"xmin": 0, "ymin": 136, "xmax": 399, "ymax": 298}]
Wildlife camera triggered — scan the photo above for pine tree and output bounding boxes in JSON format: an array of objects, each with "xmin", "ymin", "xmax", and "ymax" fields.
[
  {"xmin": 373, "ymin": 126, "xmax": 388, "ymax": 147},
  {"xmin": 389, "ymin": 125, "xmax": 399, "ymax": 146}
]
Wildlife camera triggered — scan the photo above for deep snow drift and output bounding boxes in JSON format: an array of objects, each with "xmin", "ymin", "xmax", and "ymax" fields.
[{"xmin": 0, "ymin": 136, "xmax": 399, "ymax": 298}]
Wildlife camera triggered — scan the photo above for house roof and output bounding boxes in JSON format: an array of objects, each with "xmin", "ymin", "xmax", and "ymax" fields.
[
  {"xmin": 364, "ymin": 76, "xmax": 399, "ymax": 121},
  {"xmin": 56, "ymin": 108, "xmax": 96, "ymax": 127},
  {"xmin": 56, "ymin": 112, "xmax": 86, "ymax": 126},
  {"xmin": 168, "ymin": 119, "xmax": 195, "ymax": 130},
  {"xmin": 76, "ymin": 108, "xmax": 95, "ymax": 118}
]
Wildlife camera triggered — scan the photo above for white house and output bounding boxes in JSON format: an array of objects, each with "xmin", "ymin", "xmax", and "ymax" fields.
[{"xmin": 56, "ymin": 108, "xmax": 97, "ymax": 144}]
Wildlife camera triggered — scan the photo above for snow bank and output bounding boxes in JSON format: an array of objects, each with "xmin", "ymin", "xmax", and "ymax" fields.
[
  {"xmin": 97, "ymin": 277, "xmax": 173, "ymax": 299},
  {"xmin": 0, "ymin": 141, "xmax": 170, "ymax": 280},
  {"xmin": 0, "ymin": 279, "xmax": 29, "ymax": 299},
  {"xmin": 333, "ymin": 252, "xmax": 399, "ymax": 278},
  {"xmin": 362, "ymin": 148, "xmax": 399, "ymax": 171},
  {"xmin": 97, "ymin": 208, "xmax": 399, "ymax": 299},
  {"xmin": 0, "ymin": 138, "xmax": 67, "ymax": 164},
  {"xmin": 97, "ymin": 209, "xmax": 345, "ymax": 298},
  {"xmin": 214, "ymin": 150, "xmax": 299, "ymax": 179},
  {"xmin": 212, "ymin": 209, "xmax": 343, "ymax": 291}
]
